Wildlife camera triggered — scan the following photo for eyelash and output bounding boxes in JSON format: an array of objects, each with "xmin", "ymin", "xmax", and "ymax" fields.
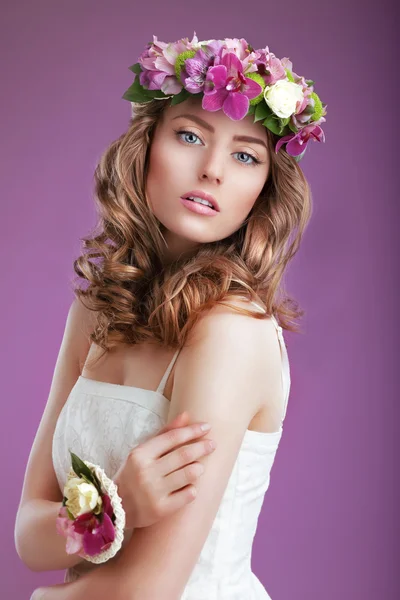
[{"xmin": 173, "ymin": 129, "xmax": 262, "ymax": 167}]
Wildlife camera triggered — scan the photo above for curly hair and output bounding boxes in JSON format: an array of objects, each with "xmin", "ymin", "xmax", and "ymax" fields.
[{"xmin": 72, "ymin": 97, "xmax": 312, "ymax": 357}]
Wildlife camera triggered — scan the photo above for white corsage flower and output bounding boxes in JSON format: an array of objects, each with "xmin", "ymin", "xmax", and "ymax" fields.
[
  {"xmin": 264, "ymin": 79, "xmax": 304, "ymax": 119},
  {"xmin": 64, "ymin": 476, "xmax": 102, "ymax": 518}
]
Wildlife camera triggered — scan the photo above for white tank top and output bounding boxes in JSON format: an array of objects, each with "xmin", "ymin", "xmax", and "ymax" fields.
[{"xmin": 52, "ymin": 301, "xmax": 291, "ymax": 598}]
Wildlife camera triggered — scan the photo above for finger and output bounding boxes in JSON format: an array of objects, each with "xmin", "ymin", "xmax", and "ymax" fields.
[
  {"xmin": 164, "ymin": 460, "xmax": 206, "ymax": 495},
  {"xmin": 160, "ymin": 484, "xmax": 198, "ymax": 516},
  {"xmin": 143, "ymin": 422, "xmax": 213, "ymax": 461},
  {"xmin": 159, "ymin": 438, "xmax": 216, "ymax": 479}
]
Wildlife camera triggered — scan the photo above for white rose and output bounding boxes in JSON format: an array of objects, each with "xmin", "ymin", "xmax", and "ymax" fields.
[
  {"xmin": 264, "ymin": 80, "xmax": 304, "ymax": 119},
  {"xmin": 64, "ymin": 476, "xmax": 102, "ymax": 518}
]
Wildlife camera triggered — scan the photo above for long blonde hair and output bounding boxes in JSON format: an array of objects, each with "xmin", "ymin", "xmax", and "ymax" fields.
[{"xmin": 72, "ymin": 98, "xmax": 312, "ymax": 353}]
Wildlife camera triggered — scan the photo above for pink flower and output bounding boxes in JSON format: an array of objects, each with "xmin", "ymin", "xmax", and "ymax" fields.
[
  {"xmin": 183, "ymin": 40, "xmax": 224, "ymax": 93},
  {"xmin": 56, "ymin": 494, "xmax": 116, "ymax": 557},
  {"xmin": 56, "ymin": 506, "xmax": 84, "ymax": 555},
  {"xmin": 275, "ymin": 122, "xmax": 326, "ymax": 157},
  {"xmin": 71, "ymin": 494, "xmax": 115, "ymax": 556},
  {"xmin": 138, "ymin": 33, "xmax": 198, "ymax": 95},
  {"xmin": 202, "ymin": 52, "xmax": 263, "ymax": 120},
  {"xmin": 223, "ymin": 38, "xmax": 249, "ymax": 61},
  {"xmin": 255, "ymin": 47, "xmax": 286, "ymax": 86}
]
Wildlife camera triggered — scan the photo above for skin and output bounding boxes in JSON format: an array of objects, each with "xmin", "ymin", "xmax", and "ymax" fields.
[
  {"xmin": 146, "ymin": 95, "xmax": 271, "ymax": 264},
  {"xmin": 110, "ymin": 100, "xmax": 271, "ymax": 535},
  {"xmin": 31, "ymin": 99, "xmax": 273, "ymax": 599}
]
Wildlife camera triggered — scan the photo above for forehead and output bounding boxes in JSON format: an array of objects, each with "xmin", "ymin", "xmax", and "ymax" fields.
[{"xmin": 163, "ymin": 95, "xmax": 268, "ymax": 140}]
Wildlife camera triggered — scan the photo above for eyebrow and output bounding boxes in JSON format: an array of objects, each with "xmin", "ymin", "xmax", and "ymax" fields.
[{"xmin": 172, "ymin": 113, "xmax": 268, "ymax": 151}]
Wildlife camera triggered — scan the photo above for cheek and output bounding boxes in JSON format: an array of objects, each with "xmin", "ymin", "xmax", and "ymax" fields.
[
  {"xmin": 231, "ymin": 173, "xmax": 266, "ymax": 213},
  {"xmin": 147, "ymin": 140, "xmax": 182, "ymax": 193},
  {"xmin": 148, "ymin": 143, "xmax": 165, "ymax": 182}
]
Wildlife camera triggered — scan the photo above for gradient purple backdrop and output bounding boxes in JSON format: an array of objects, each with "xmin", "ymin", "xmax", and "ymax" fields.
[{"xmin": 1, "ymin": 1, "xmax": 398, "ymax": 598}]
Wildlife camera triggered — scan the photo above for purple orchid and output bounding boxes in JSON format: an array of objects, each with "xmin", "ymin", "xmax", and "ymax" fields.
[
  {"xmin": 182, "ymin": 40, "xmax": 224, "ymax": 93},
  {"xmin": 222, "ymin": 40, "xmax": 260, "ymax": 75},
  {"xmin": 71, "ymin": 493, "xmax": 116, "ymax": 556},
  {"xmin": 202, "ymin": 52, "xmax": 263, "ymax": 120},
  {"xmin": 275, "ymin": 122, "xmax": 326, "ymax": 157},
  {"xmin": 138, "ymin": 33, "xmax": 198, "ymax": 94}
]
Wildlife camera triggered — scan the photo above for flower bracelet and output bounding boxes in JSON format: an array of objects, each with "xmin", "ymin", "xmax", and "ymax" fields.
[{"xmin": 56, "ymin": 451, "xmax": 126, "ymax": 563}]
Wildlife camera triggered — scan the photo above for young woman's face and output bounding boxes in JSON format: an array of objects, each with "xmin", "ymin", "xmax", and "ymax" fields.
[{"xmin": 146, "ymin": 96, "xmax": 271, "ymax": 262}]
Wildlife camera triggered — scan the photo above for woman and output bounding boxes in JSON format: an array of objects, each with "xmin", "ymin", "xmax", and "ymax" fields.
[{"xmin": 17, "ymin": 34, "xmax": 326, "ymax": 599}]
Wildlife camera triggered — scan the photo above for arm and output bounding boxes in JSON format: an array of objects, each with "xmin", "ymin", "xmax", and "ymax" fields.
[
  {"xmin": 15, "ymin": 298, "xmax": 95, "ymax": 571},
  {"xmin": 18, "ymin": 297, "xmax": 217, "ymax": 575},
  {"xmin": 39, "ymin": 305, "xmax": 281, "ymax": 599}
]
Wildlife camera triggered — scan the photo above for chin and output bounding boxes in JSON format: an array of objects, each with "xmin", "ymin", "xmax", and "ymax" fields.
[{"xmin": 160, "ymin": 218, "xmax": 220, "ymax": 245}]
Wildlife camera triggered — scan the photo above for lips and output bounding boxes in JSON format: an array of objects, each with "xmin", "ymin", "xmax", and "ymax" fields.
[{"xmin": 181, "ymin": 190, "xmax": 220, "ymax": 212}]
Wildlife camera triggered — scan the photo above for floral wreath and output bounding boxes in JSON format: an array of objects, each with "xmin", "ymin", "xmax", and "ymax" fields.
[{"xmin": 122, "ymin": 33, "xmax": 327, "ymax": 161}]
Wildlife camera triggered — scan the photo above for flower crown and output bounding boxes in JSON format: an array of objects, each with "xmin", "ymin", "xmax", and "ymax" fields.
[{"xmin": 122, "ymin": 33, "xmax": 327, "ymax": 162}]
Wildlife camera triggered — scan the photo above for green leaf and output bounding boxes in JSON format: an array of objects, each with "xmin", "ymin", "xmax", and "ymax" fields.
[
  {"xmin": 132, "ymin": 74, "xmax": 147, "ymax": 92},
  {"xmin": 145, "ymin": 88, "xmax": 171, "ymax": 99},
  {"xmin": 263, "ymin": 113, "xmax": 282, "ymax": 135},
  {"xmin": 170, "ymin": 88, "xmax": 191, "ymax": 105},
  {"xmin": 271, "ymin": 117, "xmax": 292, "ymax": 136},
  {"xmin": 305, "ymin": 79, "xmax": 315, "ymax": 87},
  {"xmin": 247, "ymin": 104, "xmax": 256, "ymax": 116},
  {"xmin": 254, "ymin": 102, "xmax": 271, "ymax": 123},
  {"xmin": 128, "ymin": 63, "xmax": 142, "ymax": 75},
  {"xmin": 122, "ymin": 76, "xmax": 152, "ymax": 103},
  {"xmin": 122, "ymin": 86, "xmax": 149, "ymax": 103},
  {"xmin": 288, "ymin": 120, "xmax": 298, "ymax": 133},
  {"xmin": 283, "ymin": 126, "xmax": 293, "ymax": 136},
  {"xmin": 123, "ymin": 67, "xmax": 177, "ymax": 104},
  {"xmin": 80, "ymin": 472, "xmax": 95, "ymax": 486},
  {"xmin": 70, "ymin": 451, "xmax": 92, "ymax": 479},
  {"xmin": 285, "ymin": 69, "xmax": 295, "ymax": 83},
  {"xmin": 69, "ymin": 451, "xmax": 102, "ymax": 494}
]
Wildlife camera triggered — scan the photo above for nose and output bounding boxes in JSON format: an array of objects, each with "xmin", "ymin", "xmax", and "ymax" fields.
[{"xmin": 199, "ymin": 151, "xmax": 224, "ymax": 185}]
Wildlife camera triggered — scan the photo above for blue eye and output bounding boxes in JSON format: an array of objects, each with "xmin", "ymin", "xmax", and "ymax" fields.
[
  {"xmin": 176, "ymin": 130, "xmax": 202, "ymax": 145},
  {"xmin": 174, "ymin": 129, "xmax": 261, "ymax": 167},
  {"xmin": 233, "ymin": 152, "xmax": 260, "ymax": 166}
]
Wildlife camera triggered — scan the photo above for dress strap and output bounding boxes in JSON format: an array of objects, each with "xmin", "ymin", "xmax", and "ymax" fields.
[
  {"xmin": 268, "ymin": 314, "xmax": 291, "ymax": 422},
  {"xmin": 250, "ymin": 302, "xmax": 291, "ymax": 423},
  {"xmin": 156, "ymin": 349, "xmax": 181, "ymax": 395}
]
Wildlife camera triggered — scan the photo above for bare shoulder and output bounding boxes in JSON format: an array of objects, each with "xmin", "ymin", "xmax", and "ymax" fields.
[
  {"xmin": 187, "ymin": 294, "xmax": 279, "ymax": 354},
  {"xmin": 170, "ymin": 295, "xmax": 282, "ymax": 427}
]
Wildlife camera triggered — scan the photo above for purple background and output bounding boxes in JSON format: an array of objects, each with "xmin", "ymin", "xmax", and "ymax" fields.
[{"xmin": 1, "ymin": 1, "xmax": 398, "ymax": 598}]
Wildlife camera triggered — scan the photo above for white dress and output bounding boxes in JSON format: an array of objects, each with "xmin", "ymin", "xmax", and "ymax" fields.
[{"xmin": 52, "ymin": 301, "xmax": 291, "ymax": 598}]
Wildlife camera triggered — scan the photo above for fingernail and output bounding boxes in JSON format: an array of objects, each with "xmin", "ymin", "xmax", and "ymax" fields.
[{"xmin": 200, "ymin": 423, "xmax": 211, "ymax": 431}]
